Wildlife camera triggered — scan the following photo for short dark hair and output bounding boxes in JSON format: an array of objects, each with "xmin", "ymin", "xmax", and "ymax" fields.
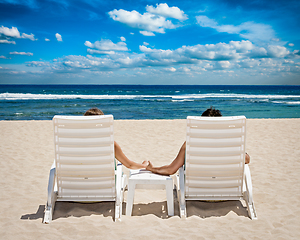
[
  {"xmin": 84, "ymin": 108, "xmax": 104, "ymax": 116},
  {"xmin": 201, "ymin": 107, "xmax": 222, "ymax": 117}
]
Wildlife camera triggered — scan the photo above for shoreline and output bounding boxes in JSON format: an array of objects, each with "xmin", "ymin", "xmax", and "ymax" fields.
[{"xmin": 1, "ymin": 117, "xmax": 300, "ymax": 122}]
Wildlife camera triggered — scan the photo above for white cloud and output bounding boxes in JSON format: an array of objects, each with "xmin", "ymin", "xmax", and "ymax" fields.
[
  {"xmin": 140, "ymin": 31, "xmax": 155, "ymax": 36},
  {"xmin": 196, "ymin": 16, "xmax": 275, "ymax": 42},
  {"xmin": 120, "ymin": 36, "xmax": 126, "ymax": 42},
  {"xmin": 237, "ymin": 59, "xmax": 260, "ymax": 68},
  {"xmin": 214, "ymin": 61, "xmax": 231, "ymax": 69},
  {"xmin": 0, "ymin": 39, "xmax": 16, "ymax": 44},
  {"xmin": 22, "ymin": 39, "xmax": 298, "ymax": 80},
  {"xmin": 271, "ymin": 38, "xmax": 280, "ymax": 42},
  {"xmin": 0, "ymin": 26, "xmax": 21, "ymax": 38},
  {"xmin": 108, "ymin": 4, "xmax": 184, "ymax": 36},
  {"xmin": 146, "ymin": 3, "xmax": 188, "ymax": 21},
  {"xmin": 0, "ymin": 26, "xmax": 37, "ymax": 40},
  {"xmin": 21, "ymin": 33, "xmax": 37, "ymax": 41},
  {"xmin": 164, "ymin": 67, "xmax": 176, "ymax": 72},
  {"xmin": 85, "ymin": 39, "xmax": 128, "ymax": 51},
  {"xmin": 87, "ymin": 49, "xmax": 115, "ymax": 55},
  {"xmin": 143, "ymin": 42, "xmax": 149, "ymax": 46},
  {"xmin": 288, "ymin": 43, "xmax": 294, "ymax": 47},
  {"xmin": 84, "ymin": 41, "xmax": 93, "ymax": 48},
  {"xmin": 45, "ymin": 38, "xmax": 50, "ymax": 41},
  {"xmin": 267, "ymin": 45, "xmax": 290, "ymax": 58},
  {"xmin": 9, "ymin": 51, "xmax": 33, "ymax": 56},
  {"xmin": 26, "ymin": 61, "xmax": 50, "ymax": 67},
  {"xmin": 0, "ymin": 55, "xmax": 7, "ymax": 59},
  {"xmin": 55, "ymin": 33, "xmax": 63, "ymax": 42},
  {"xmin": 139, "ymin": 45, "xmax": 154, "ymax": 53},
  {"xmin": 139, "ymin": 40, "xmax": 292, "ymax": 66}
]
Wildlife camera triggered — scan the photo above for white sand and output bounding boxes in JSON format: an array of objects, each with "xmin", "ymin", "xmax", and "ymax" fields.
[{"xmin": 0, "ymin": 119, "xmax": 300, "ymax": 239}]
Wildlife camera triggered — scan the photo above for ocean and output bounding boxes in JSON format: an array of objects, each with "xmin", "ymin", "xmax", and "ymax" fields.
[{"xmin": 0, "ymin": 85, "xmax": 299, "ymax": 120}]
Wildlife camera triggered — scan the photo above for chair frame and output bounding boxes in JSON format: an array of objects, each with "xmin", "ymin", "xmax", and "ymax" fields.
[
  {"xmin": 176, "ymin": 116, "xmax": 257, "ymax": 220},
  {"xmin": 43, "ymin": 115, "xmax": 126, "ymax": 223}
]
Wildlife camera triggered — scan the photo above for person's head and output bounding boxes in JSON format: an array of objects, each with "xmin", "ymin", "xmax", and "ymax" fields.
[
  {"xmin": 84, "ymin": 108, "xmax": 104, "ymax": 116},
  {"xmin": 201, "ymin": 107, "xmax": 222, "ymax": 117}
]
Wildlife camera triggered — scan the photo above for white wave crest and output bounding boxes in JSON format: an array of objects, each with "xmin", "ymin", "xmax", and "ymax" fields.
[{"xmin": 0, "ymin": 92, "xmax": 299, "ymax": 101}]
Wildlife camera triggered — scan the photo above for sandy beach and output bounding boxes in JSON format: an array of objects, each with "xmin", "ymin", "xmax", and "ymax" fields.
[{"xmin": 0, "ymin": 119, "xmax": 300, "ymax": 239}]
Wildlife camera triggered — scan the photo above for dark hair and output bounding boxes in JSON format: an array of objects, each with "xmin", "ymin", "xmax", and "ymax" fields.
[
  {"xmin": 201, "ymin": 107, "xmax": 222, "ymax": 117},
  {"xmin": 84, "ymin": 108, "xmax": 104, "ymax": 116}
]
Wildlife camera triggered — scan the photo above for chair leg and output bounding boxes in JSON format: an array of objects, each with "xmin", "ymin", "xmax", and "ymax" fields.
[
  {"xmin": 115, "ymin": 202, "xmax": 120, "ymax": 221},
  {"xmin": 243, "ymin": 165, "xmax": 257, "ymax": 220},
  {"xmin": 43, "ymin": 162, "xmax": 57, "ymax": 224},
  {"xmin": 179, "ymin": 200, "xmax": 187, "ymax": 218},
  {"xmin": 43, "ymin": 206, "xmax": 53, "ymax": 224},
  {"xmin": 126, "ymin": 181, "xmax": 136, "ymax": 216},
  {"xmin": 177, "ymin": 167, "xmax": 187, "ymax": 218},
  {"xmin": 165, "ymin": 179, "xmax": 174, "ymax": 216}
]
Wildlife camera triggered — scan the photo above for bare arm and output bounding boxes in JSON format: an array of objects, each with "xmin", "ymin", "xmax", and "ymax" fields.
[
  {"xmin": 146, "ymin": 142, "xmax": 250, "ymax": 175},
  {"xmin": 146, "ymin": 142, "xmax": 186, "ymax": 176},
  {"xmin": 114, "ymin": 141, "xmax": 148, "ymax": 169}
]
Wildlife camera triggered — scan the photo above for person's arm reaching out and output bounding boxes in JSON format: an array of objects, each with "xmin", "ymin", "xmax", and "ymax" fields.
[
  {"xmin": 114, "ymin": 141, "xmax": 148, "ymax": 169},
  {"xmin": 146, "ymin": 142, "xmax": 186, "ymax": 176}
]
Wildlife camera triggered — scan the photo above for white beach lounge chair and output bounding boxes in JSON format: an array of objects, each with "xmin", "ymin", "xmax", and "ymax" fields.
[
  {"xmin": 43, "ymin": 115, "xmax": 126, "ymax": 223},
  {"xmin": 176, "ymin": 116, "xmax": 257, "ymax": 220}
]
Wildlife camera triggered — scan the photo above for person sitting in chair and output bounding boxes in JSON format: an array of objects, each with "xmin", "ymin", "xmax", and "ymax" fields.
[
  {"xmin": 146, "ymin": 107, "xmax": 250, "ymax": 176},
  {"xmin": 84, "ymin": 108, "xmax": 149, "ymax": 169}
]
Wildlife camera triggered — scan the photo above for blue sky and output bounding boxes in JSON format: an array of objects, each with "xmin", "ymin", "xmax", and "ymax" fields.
[{"xmin": 0, "ymin": 0, "xmax": 299, "ymax": 85}]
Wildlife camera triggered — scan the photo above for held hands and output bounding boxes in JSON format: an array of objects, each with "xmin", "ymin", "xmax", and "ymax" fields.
[
  {"xmin": 145, "ymin": 161, "xmax": 153, "ymax": 171},
  {"xmin": 142, "ymin": 160, "xmax": 149, "ymax": 168}
]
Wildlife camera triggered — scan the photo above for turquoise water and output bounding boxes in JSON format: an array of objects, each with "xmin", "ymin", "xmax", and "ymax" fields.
[{"xmin": 0, "ymin": 85, "xmax": 299, "ymax": 120}]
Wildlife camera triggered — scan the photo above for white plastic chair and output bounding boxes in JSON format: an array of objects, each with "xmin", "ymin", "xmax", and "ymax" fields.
[
  {"xmin": 126, "ymin": 169, "xmax": 174, "ymax": 216},
  {"xmin": 176, "ymin": 116, "xmax": 257, "ymax": 219},
  {"xmin": 43, "ymin": 115, "xmax": 126, "ymax": 223}
]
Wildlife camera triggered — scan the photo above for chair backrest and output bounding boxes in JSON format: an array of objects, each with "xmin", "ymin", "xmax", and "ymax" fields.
[
  {"xmin": 53, "ymin": 115, "xmax": 116, "ymax": 201},
  {"xmin": 185, "ymin": 116, "xmax": 246, "ymax": 200}
]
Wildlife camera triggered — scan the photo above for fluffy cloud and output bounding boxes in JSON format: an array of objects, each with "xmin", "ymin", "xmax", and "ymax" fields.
[
  {"xmin": 26, "ymin": 61, "xmax": 50, "ymax": 67},
  {"xmin": 146, "ymin": 3, "xmax": 187, "ymax": 21},
  {"xmin": 196, "ymin": 16, "xmax": 275, "ymax": 42},
  {"xmin": 138, "ymin": 40, "xmax": 293, "ymax": 68},
  {"xmin": 140, "ymin": 31, "xmax": 155, "ymax": 36},
  {"xmin": 0, "ymin": 39, "xmax": 16, "ymax": 44},
  {"xmin": 108, "ymin": 3, "xmax": 187, "ymax": 36},
  {"xmin": 10, "ymin": 51, "xmax": 33, "ymax": 56},
  {"xmin": 139, "ymin": 40, "xmax": 268, "ymax": 62},
  {"xmin": 267, "ymin": 45, "xmax": 290, "ymax": 58},
  {"xmin": 0, "ymin": 26, "xmax": 37, "ymax": 40},
  {"xmin": 108, "ymin": 9, "xmax": 175, "ymax": 35},
  {"xmin": 45, "ymin": 38, "xmax": 50, "ymax": 41},
  {"xmin": 0, "ymin": 26, "xmax": 21, "ymax": 38},
  {"xmin": 85, "ymin": 39, "xmax": 128, "ymax": 52},
  {"xmin": 87, "ymin": 49, "xmax": 115, "ymax": 55},
  {"xmin": 55, "ymin": 33, "xmax": 63, "ymax": 42},
  {"xmin": 21, "ymin": 33, "xmax": 37, "ymax": 41}
]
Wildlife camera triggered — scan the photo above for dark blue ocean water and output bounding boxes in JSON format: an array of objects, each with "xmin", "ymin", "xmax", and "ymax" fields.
[{"xmin": 0, "ymin": 85, "xmax": 299, "ymax": 120}]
